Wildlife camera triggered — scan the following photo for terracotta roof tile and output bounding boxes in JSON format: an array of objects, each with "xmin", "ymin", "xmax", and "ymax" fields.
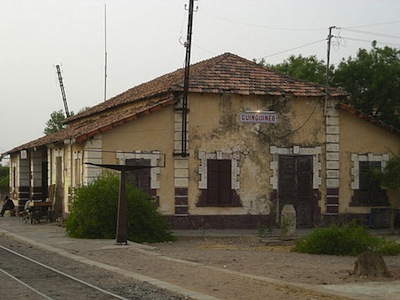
[
  {"xmin": 67, "ymin": 53, "xmax": 348, "ymax": 123},
  {"xmin": 7, "ymin": 98, "xmax": 175, "ymax": 154},
  {"xmin": 8, "ymin": 53, "xmax": 352, "ymax": 153}
]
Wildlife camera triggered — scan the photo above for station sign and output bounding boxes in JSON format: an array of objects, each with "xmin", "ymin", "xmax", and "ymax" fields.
[
  {"xmin": 239, "ymin": 111, "xmax": 277, "ymax": 124},
  {"xmin": 20, "ymin": 150, "xmax": 27, "ymax": 159}
]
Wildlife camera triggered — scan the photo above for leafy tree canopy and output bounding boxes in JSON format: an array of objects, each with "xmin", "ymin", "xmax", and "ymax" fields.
[
  {"xmin": 268, "ymin": 54, "xmax": 329, "ymax": 85},
  {"xmin": 260, "ymin": 42, "xmax": 400, "ymax": 129},
  {"xmin": 44, "ymin": 109, "xmax": 75, "ymax": 135},
  {"xmin": 332, "ymin": 41, "xmax": 400, "ymax": 129},
  {"xmin": 379, "ymin": 153, "xmax": 400, "ymax": 191},
  {"xmin": 44, "ymin": 110, "xmax": 66, "ymax": 135}
]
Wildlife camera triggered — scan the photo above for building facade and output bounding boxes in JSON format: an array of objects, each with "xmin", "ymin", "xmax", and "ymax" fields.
[{"xmin": 7, "ymin": 53, "xmax": 400, "ymax": 229}]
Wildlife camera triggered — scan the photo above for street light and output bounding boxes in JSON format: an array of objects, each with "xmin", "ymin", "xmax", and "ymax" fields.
[{"xmin": 85, "ymin": 162, "xmax": 153, "ymax": 245}]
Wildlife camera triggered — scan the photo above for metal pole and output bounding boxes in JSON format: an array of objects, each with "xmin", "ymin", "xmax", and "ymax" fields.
[
  {"xmin": 116, "ymin": 168, "xmax": 127, "ymax": 244},
  {"xmin": 56, "ymin": 65, "xmax": 70, "ymax": 118},
  {"xmin": 181, "ymin": 0, "xmax": 195, "ymax": 157},
  {"xmin": 85, "ymin": 162, "xmax": 160, "ymax": 245},
  {"xmin": 325, "ymin": 27, "xmax": 336, "ymax": 96},
  {"xmin": 104, "ymin": 4, "xmax": 108, "ymax": 102},
  {"xmin": 325, "ymin": 26, "xmax": 336, "ymax": 114}
]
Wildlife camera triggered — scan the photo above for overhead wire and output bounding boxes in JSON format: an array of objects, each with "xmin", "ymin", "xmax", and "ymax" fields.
[
  {"xmin": 259, "ymin": 39, "xmax": 326, "ymax": 60},
  {"xmin": 343, "ymin": 20, "xmax": 400, "ymax": 29},
  {"xmin": 192, "ymin": 12, "xmax": 399, "ymax": 64},
  {"xmin": 207, "ymin": 13, "xmax": 326, "ymax": 31},
  {"xmin": 341, "ymin": 28, "xmax": 400, "ymax": 40},
  {"xmin": 339, "ymin": 37, "xmax": 399, "ymax": 48},
  {"xmin": 192, "ymin": 43, "xmax": 218, "ymax": 56}
]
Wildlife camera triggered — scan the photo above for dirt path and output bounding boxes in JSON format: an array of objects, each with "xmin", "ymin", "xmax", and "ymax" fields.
[{"xmin": 74, "ymin": 236, "xmax": 400, "ymax": 299}]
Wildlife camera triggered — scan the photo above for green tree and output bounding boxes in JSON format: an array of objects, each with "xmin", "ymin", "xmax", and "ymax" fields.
[
  {"xmin": 44, "ymin": 110, "xmax": 66, "ymax": 135},
  {"xmin": 261, "ymin": 43, "xmax": 400, "ymax": 129},
  {"xmin": 259, "ymin": 55, "xmax": 330, "ymax": 85},
  {"xmin": 333, "ymin": 41, "xmax": 400, "ymax": 129},
  {"xmin": 378, "ymin": 153, "xmax": 400, "ymax": 233}
]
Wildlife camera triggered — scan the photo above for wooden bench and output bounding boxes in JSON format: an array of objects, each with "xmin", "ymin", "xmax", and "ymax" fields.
[{"xmin": 28, "ymin": 201, "xmax": 53, "ymax": 223}]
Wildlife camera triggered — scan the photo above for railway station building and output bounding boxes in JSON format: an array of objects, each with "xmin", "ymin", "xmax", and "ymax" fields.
[{"xmin": 6, "ymin": 53, "xmax": 400, "ymax": 229}]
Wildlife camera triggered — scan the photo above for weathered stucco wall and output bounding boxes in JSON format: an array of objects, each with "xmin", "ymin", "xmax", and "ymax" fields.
[
  {"xmin": 100, "ymin": 107, "xmax": 176, "ymax": 215},
  {"xmin": 59, "ymin": 91, "xmax": 400, "ymax": 224},
  {"xmin": 339, "ymin": 110, "xmax": 400, "ymax": 214},
  {"xmin": 187, "ymin": 93, "xmax": 326, "ymax": 216}
]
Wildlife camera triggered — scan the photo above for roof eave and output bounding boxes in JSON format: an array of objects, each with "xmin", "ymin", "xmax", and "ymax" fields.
[
  {"xmin": 75, "ymin": 98, "xmax": 175, "ymax": 143},
  {"xmin": 339, "ymin": 103, "xmax": 400, "ymax": 136}
]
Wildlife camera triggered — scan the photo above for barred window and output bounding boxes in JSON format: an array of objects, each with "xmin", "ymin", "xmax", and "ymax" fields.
[
  {"xmin": 207, "ymin": 159, "xmax": 232, "ymax": 205},
  {"xmin": 352, "ymin": 161, "xmax": 388, "ymax": 206}
]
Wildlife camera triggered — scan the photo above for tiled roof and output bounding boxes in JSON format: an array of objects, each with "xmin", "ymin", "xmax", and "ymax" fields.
[
  {"xmin": 8, "ymin": 52, "xmax": 351, "ymax": 154},
  {"xmin": 67, "ymin": 52, "xmax": 348, "ymax": 123},
  {"xmin": 7, "ymin": 98, "xmax": 175, "ymax": 154}
]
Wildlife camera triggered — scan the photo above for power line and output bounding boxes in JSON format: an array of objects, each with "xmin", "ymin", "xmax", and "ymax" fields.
[
  {"xmin": 344, "ymin": 20, "xmax": 400, "ymax": 29},
  {"xmin": 208, "ymin": 13, "xmax": 326, "ymax": 31},
  {"xmin": 341, "ymin": 28, "xmax": 400, "ymax": 40},
  {"xmin": 259, "ymin": 27, "xmax": 399, "ymax": 63},
  {"xmin": 259, "ymin": 39, "xmax": 326, "ymax": 59},
  {"xmin": 192, "ymin": 43, "xmax": 217, "ymax": 55},
  {"xmin": 341, "ymin": 36, "xmax": 400, "ymax": 48}
]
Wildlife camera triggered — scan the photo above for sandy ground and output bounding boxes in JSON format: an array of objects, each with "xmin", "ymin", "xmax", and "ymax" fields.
[
  {"xmin": 73, "ymin": 235, "xmax": 400, "ymax": 300},
  {"xmin": 151, "ymin": 236, "xmax": 400, "ymax": 285}
]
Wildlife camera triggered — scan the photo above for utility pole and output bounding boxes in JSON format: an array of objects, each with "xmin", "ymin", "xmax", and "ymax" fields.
[
  {"xmin": 325, "ymin": 26, "xmax": 336, "ymax": 100},
  {"xmin": 181, "ymin": 0, "xmax": 197, "ymax": 157},
  {"xmin": 56, "ymin": 65, "xmax": 70, "ymax": 118}
]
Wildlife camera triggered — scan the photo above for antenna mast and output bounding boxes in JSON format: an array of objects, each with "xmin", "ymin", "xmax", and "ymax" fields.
[
  {"xmin": 56, "ymin": 65, "xmax": 70, "ymax": 118},
  {"xmin": 104, "ymin": 3, "xmax": 108, "ymax": 102}
]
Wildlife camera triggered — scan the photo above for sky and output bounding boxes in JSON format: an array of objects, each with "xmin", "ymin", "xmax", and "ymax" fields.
[{"xmin": 1, "ymin": 0, "xmax": 399, "ymax": 158}]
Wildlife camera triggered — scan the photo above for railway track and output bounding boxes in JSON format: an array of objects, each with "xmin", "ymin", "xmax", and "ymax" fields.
[{"xmin": 0, "ymin": 244, "xmax": 129, "ymax": 299}]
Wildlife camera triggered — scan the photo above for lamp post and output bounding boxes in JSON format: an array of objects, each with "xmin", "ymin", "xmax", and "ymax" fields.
[{"xmin": 85, "ymin": 162, "xmax": 152, "ymax": 245}]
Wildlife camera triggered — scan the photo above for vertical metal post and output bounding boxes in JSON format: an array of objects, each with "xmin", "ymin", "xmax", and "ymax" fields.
[
  {"xmin": 56, "ymin": 65, "xmax": 70, "ymax": 118},
  {"xmin": 325, "ymin": 26, "xmax": 335, "ymax": 94},
  {"xmin": 116, "ymin": 168, "xmax": 127, "ymax": 244},
  {"xmin": 85, "ymin": 162, "xmax": 163, "ymax": 245},
  {"xmin": 104, "ymin": 4, "xmax": 108, "ymax": 102},
  {"xmin": 181, "ymin": 0, "xmax": 195, "ymax": 157},
  {"xmin": 324, "ymin": 26, "xmax": 336, "ymax": 114}
]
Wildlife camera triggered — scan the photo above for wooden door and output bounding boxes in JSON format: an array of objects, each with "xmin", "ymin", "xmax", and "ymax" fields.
[
  {"xmin": 54, "ymin": 156, "xmax": 63, "ymax": 218},
  {"xmin": 278, "ymin": 155, "xmax": 313, "ymax": 227}
]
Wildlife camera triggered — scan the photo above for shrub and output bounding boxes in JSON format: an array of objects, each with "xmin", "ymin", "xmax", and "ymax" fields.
[
  {"xmin": 292, "ymin": 222, "xmax": 400, "ymax": 256},
  {"xmin": 66, "ymin": 172, "xmax": 175, "ymax": 243},
  {"xmin": 373, "ymin": 239, "xmax": 400, "ymax": 255}
]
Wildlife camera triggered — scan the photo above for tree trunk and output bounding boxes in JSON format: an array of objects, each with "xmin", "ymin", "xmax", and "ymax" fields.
[{"xmin": 353, "ymin": 252, "xmax": 392, "ymax": 278}]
